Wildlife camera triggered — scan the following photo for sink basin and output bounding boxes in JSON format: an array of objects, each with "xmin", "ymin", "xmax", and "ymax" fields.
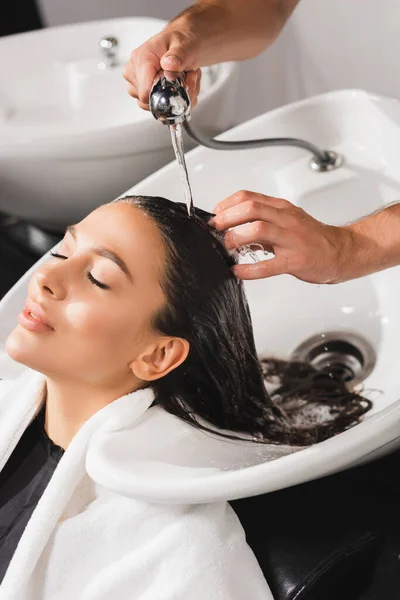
[
  {"xmin": 0, "ymin": 17, "xmax": 238, "ymax": 229},
  {"xmin": 1, "ymin": 89, "xmax": 400, "ymax": 504}
]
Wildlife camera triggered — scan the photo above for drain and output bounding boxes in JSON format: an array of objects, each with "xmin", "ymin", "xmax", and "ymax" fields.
[{"xmin": 291, "ymin": 331, "xmax": 376, "ymax": 386}]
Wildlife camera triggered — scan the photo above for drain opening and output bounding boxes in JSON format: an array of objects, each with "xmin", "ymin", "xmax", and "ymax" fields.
[{"xmin": 292, "ymin": 332, "xmax": 376, "ymax": 387}]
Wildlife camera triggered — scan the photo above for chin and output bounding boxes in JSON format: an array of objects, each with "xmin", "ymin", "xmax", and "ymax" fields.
[{"xmin": 5, "ymin": 326, "xmax": 46, "ymax": 371}]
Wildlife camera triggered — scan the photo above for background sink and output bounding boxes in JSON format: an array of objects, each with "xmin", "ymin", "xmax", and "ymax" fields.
[
  {"xmin": 1, "ymin": 89, "xmax": 400, "ymax": 503},
  {"xmin": 0, "ymin": 17, "xmax": 238, "ymax": 229}
]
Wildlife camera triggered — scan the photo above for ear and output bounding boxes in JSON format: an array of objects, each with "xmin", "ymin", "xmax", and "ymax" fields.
[{"xmin": 129, "ymin": 337, "xmax": 190, "ymax": 381}]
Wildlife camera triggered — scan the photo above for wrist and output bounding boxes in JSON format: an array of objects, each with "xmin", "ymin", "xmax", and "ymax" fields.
[
  {"xmin": 165, "ymin": 1, "xmax": 281, "ymax": 66},
  {"xmin": 339, "ymin": 218, "xmax": 384, "ymax": 281}
]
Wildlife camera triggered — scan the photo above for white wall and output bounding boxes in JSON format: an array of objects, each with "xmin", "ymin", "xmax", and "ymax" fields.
[{"xmin": 38, "ymin": 0, "xmax": 400, "ymax": 124}]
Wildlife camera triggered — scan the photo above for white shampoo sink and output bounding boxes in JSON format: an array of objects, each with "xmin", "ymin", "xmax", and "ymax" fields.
[
  {"xmin": 0, "ymin": 17, "xmax": 238, "ymax": 229},
  {"xmin": 1, "ymin": 90, "xmax": 400, "ymax": 504}
]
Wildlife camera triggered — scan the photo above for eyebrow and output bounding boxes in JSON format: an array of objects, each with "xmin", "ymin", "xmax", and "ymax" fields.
[{"xmin": 66, "ymin": 225, "xmax": 133, "ymax": 282}]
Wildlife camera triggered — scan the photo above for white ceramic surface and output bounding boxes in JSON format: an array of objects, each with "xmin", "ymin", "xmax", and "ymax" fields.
[
  {"xmin": 36, "ymin": 0, "xmax": 400, "ymax": 123},
  {"xmin": 0, "ymin": 17, "xmax": 238, "ymax": 228},
  {"xmin": 1, "ymin": 89, "xmax": 400, "ymax": 504}
]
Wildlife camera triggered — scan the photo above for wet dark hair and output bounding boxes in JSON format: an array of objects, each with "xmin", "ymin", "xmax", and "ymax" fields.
[{"xmin": 115, "ymin": 195, "xmax": 372, "ymax": 446}]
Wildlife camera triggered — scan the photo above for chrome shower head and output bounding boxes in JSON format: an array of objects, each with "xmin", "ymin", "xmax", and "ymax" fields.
[{"xmin": 149, "ymin": 72, "xmax": 191, "ymax": 125}]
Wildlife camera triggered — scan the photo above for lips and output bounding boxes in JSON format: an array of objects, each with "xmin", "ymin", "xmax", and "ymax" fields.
[{"xmin": 18, "ymin": 299, "xmax": 55, "ymax": 333}]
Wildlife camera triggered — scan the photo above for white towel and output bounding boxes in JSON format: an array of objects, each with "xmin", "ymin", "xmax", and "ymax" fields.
[{"xmin": 0, "ymin": 371, "xmax": 274, "ymax": 600}]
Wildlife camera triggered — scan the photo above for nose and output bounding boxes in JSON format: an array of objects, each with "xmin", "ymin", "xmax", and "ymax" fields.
[{"xmin": 34, "ymin": 263, "xmax": 67, "ymax": 300}]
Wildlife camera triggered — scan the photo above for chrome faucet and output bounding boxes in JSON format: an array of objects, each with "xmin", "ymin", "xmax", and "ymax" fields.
[
  {"xmin": 149, "ymin": 71, "xmax": 343, "ymax": 172},
  {"xmin": 98, "ymin": 36, "xmax": 119, "ymax": 69}
]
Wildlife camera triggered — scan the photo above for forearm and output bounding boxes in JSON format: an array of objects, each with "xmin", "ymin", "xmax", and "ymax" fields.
[
  {"xmin": 165, "ymin": 0, "xmax": 300, "ymax": 66},
  {"xmin": 344, "ymin": 202, "xmax": 400, "ymax": 278}
]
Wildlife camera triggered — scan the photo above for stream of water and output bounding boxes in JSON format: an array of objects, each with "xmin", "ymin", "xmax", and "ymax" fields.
[{"xmin": 170, "ymin": 123, "xmax": 194, "ymax": 217}]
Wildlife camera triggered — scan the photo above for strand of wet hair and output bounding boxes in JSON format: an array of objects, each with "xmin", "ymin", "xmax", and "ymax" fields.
[
  {"xmin": 255, "ymin": 358, "xmax": 373, "ymax": 446},
  {"xmin": 173, "ymin": 357, "xmax": 374, "ymax": 448}
]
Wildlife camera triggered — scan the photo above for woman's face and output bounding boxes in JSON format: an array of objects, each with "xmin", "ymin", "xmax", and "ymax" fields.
[{"xmin": 6, "ymin": 202, "xmax": 186, "ymax": 387}]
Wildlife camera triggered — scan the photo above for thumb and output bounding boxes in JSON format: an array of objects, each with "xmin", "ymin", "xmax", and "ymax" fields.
[
  {"xmin": 160, "ymin": 53, "xmax": 184, "ymax": 72},
  {"xmin": 161, "ymin": 35, "xmax": 197, "ymax": 72}
]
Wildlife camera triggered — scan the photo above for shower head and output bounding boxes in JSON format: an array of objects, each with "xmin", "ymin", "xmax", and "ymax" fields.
[{"xmin": 149, "ymin": 71, "xmax": 191, "ymax": 126}]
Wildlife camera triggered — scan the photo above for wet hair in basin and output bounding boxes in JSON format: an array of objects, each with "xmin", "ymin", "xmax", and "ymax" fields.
[{"xmin": 114, "ymin": 195, "xmax": 372, "ymax": 446}]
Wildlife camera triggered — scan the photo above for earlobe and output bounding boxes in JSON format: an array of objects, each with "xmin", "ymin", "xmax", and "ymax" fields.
[{"xmin": 130, "ymin": 338, "xmax": 189, "ymax": 381}]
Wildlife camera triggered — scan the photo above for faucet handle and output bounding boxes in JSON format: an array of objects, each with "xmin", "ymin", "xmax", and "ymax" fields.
[
  {"xmin": 98, "ymin": 36, "xmax": 118, "ymax": 69},
  {"xmin": 149, "ymin": 71, "xmax": 191, "ymax": 125}
]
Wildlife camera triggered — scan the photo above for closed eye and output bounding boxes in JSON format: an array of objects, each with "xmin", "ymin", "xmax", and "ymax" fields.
[
  {"xmin": 86, "ymin": 272, "xmax": 109, "ymax": 290},
  {"xmin": 49, "ymin": 251, "xmax": 110, "ymax": 290}
]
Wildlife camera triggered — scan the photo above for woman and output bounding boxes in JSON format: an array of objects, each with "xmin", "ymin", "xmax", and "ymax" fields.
[{"xmin": 0, "ymin": 196, "xmax": 370, "ymax": 599}]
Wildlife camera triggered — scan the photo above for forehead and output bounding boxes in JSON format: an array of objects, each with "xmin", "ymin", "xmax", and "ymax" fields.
[{"xmin": 78, "ymin": 202, "xmax": 166, "ymax": 281}]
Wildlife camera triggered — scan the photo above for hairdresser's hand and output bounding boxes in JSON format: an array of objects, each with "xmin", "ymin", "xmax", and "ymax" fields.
[
  {"xmin": 123, "ymin": 28, "xmax": 202, "ymax": 111},
  {"xmin": 211, "ymin": 191, "xmax": 366, "ymax": 284},
  {"xmin": 123, "ymin": 0, "xmax": 300, "ymax": 111}
]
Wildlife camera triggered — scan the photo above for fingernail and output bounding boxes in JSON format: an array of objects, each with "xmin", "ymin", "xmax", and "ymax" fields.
[
  {"xmin": 231, "ymin": 265, "xmax": 241, "ymax": 281},
  {"xmin": 164, "ymin": 54, "xmax": 182, "ymax": 68}
]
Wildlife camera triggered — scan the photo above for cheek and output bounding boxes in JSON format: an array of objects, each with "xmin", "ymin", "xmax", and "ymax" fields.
[
  {"xmin": 64, "ymin": 300, "xmax": 99, "ymax": 334},
  {"xmin": 64, "ymin": 301, "xmax": 129, "ymax": 358},
  {"xmin": 64, "ymin": 300, "xmax": 150, "ymax": 355}
]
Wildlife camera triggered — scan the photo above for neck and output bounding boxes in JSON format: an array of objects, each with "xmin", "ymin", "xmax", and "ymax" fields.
[{"xmin": 43, "ymin": 374, "xmax": 140, "ymax": 450}]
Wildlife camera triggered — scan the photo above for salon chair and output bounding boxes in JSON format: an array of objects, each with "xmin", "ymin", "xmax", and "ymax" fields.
[{"xmin": 232, "ymin": 448, "xmax": 400, "ymax": 599}]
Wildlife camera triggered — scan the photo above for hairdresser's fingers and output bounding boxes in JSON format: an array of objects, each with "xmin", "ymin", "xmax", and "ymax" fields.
[
  {"xmin": 211, "ymin": 200, "xmax": 285, "ymax": 232},
  {"xmin": 125, "ymin": 82, "xmax": 138, "ymax": 99},
  {"xmin": 125, "ymin": 44, "xmax": 163, "ymax": 106},
  {"xmin": 125, "ymin": 70, "xmax": 199, "ymax": 112},
  {"xmin": 138, "ymin": 99, "xmax": 150, "ymax": 111},
  {"xmin": 184, "ymin": 69, "xmax": 202, "ymax": 108},
  {"xmin": 124, "ymin": 84, "xmax": 148, "ymax": 111},
  {"xmin": 125, "ymin": 29, "xmax": 201, "ymax": 110},
  {"xmin": 224, "ymin": 221, "xmax": 283, "ymax": 250},
  {"xmin": 213, "ymin": 191, "xmax": 291, "ymax": 214},
  {"xmin": 251, "ymin": 242, "xmax": 275, "ymax": 254},
  {"xmin": 234, "ymin": 221, "xmax": 356, "ymax": 284},
  {"xmin": 233, "ymin": 257, "xmax": 288, "ymax": 280},
  {"xmin": 195, "ymin": 68, "xmax": 202, "ymax": 99},
  {"xmin": 122, "ymin": 62, "xmax": 134, "ymax": 85},
  {"xmin": 159, "ymin": 32, "xmax": 199, "ymax": 74}
]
